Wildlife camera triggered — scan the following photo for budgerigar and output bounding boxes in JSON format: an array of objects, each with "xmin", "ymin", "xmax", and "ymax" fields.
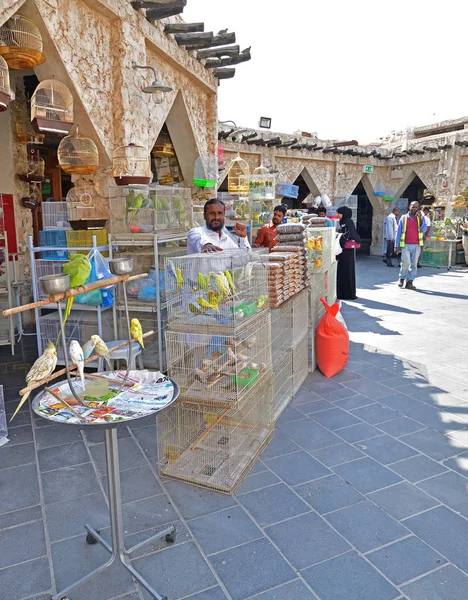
[
  {"xmin": 69, "ymin": 340, "xmax": 85, "ymax": 388},
  {"xmin": 62, "ymin": 254, "xmax": 92, "ymax": 323},
  {"xmin": 82, "ymin": 338, "xmax": 97, "ymax": 360},
  {"xmin": 11, "ymin": 342, "xmax": 57, "ymax": 421},
  {"xmin": 90, "ymin": 335, "xmax": 113, "ymax": 372},
  {"xmin": 130, "ymin": 318, "xmax": 144, "ymax": 349}
]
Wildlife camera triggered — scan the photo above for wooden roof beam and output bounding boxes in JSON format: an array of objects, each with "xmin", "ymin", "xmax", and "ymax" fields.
[
  {"xmin": 213, "ymin": 68, "xmax": 236, "ymax": 79},
  {"xmin": 146, "ymin": 1, "xmax": 187, "ymax": 22},
  {"xmin": 183, "ymin": 32, "xmax": 236, "ymax": 51},
  {"xmin": 174, "ymin": 31, "xmax": 214, "ymax": 47},
  {"xmin": 164, "ymin": 22, "xmax": 204, "ymax": 34},
  {"xmin": 204, "ymin": 47, "xmax": 251, "ymax": 69},
  {"xmin": 197, "ymin": 45, "xmax": 240, "ymax": 60}
]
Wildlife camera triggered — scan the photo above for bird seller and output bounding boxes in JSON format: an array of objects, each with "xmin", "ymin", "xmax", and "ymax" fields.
[
  {"xmin": 252, "ymin": 204, "xmax": 287, "ymax": 250},
  {"xmin": 394, "ymin": 201, "xmax": 427, "ymax": 290},
  {"xmin": 187, "ymin": 198, "xmax": 251, "ymax": 254}
]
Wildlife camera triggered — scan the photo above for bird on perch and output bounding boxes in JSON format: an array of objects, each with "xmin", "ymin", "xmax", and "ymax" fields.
[{"xmin": 62, "ymin": 254, "xmax": 92, "ymax": 325}]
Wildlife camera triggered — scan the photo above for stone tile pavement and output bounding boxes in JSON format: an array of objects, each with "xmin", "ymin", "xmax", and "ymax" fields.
[{"xmin": 1, "ymin": 257, "xmax": 468, "ymax": 600}]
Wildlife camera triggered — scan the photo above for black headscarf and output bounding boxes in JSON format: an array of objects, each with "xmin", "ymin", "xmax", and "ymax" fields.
[{"xmin": 337, "ymin": 206, "xmax": 352, "ymax": 223}]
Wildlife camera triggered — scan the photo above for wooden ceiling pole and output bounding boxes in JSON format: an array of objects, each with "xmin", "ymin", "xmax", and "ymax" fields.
[
  {"xmin": 213, "ymin": 68, "xmax": 236, "ymax": 79},
  {"xmin": 197, "ymin": 45, "xmax": 240, "ymax": 60},
  {"xmin": 183, "ymin": 32, "xmax": 236, "ymax": 51},
  {"xmin": 204, "ymin": 48, "xmax": 251, "ymax": 69},
  {"xmin": 164, "ymin": 22, "xmax": 205, "ymax": 34},
  {"xmin": 146, "ymin": 0, "xmax": 187, "ymax": 21}
]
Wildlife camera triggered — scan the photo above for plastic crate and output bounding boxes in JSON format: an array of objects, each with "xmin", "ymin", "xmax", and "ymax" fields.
[
  {"xmin": 66, "ymin": 229, "xmax": 108, "ymax": 257},
  {"xmin": 420, "ymin": 249, "xmax": 447, "ymax": 267},
  {"xmin": 39, "ymin": 230, "xmax": 68, "ymax": 260},
  {"xmin": 276, "ymin": 183, "xmax": 299, "ymax": 199}
]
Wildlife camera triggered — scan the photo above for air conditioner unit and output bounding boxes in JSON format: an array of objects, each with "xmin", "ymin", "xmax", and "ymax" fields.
[{"xmin": 391, "ymin": 167, "xmax": 403, "ymax": 179}]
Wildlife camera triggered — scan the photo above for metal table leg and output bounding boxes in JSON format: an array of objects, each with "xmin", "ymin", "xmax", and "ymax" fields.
[{"xmin": 53, "ymin": 427, "xmax": 174, "ymax": 600}]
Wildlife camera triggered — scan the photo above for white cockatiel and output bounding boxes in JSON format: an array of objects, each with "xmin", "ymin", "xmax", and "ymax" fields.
[
  {"xmin": 11, "ymin": 342, "xmax": 57, "ymax": 421},
  {"xmin": 69, "ymin": 340, "xmax": 85, "ymax": 387}
]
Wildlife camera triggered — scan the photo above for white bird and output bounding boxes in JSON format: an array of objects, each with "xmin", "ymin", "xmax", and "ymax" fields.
[
  {"xmin": 82, "ymin": 338, "xmax": 96, "ymax": 360},
  {"xmin": 69, "ymin": 340, "xmax": 85, "ymax": 388}
]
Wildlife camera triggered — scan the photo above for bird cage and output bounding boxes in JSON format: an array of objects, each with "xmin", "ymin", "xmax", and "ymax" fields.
[
  {"xmin": 19, "ymin": 148, "xmax": 45, "ymax": 183},
  {"xmin": 292, "ymin": 333, "xmax": 308, "ymax": 395},
  {"xmin": 0, "ymin": 56, "xmax": 13, "ymax": 112},
  {"xmin": 157, "ymin": 376, "xmax": 274, "ymax": 493},
  {"xmin": 58, "ymin": 128, "xmax": 99, "ymax": 175},
  {"xmin": 305, "ymin": 226, "xmax": 335, "ymax": 273},
  {"xmin": 42, "ymin": 201, "xmax": 70, "ymax": 230},
  {"xmin": 164, "ymin": 249, "xmax": 269, "ymax": 333},
  {"xmin": 220, "ymin": 193, "xmax": 251, "ymax": 226},
  {"xmin": 0, "ymin": 15, "xmax": 46, "ymax": 69},
  {"xmin": 250, "ymin": 165, "xmax": 275, "ymax": 200},
  {"xmin": 0, "ymin": 385, "xmax": 7, "ymax": 447},
  {"xmin": 112, "ymin": 143, "xmax": 152, "ymax": 186},
  {"xmin": 166, "ymin": 312, "xmax": 272, "ymax": 409},
  {"xmin": 227, "ymin": 154, "xmax": 249, "ymax": 196},
  {"xmin": 273, "ymin": 351, "xmax": 293, "ymax": 422},
  {"xmin": 194, "ymin": 156, "xmax": 218, "ymax": 188},
  {"xmin": 374, "ymin": 181, "xmax": 385, "ymax": 196},
  {"xmin": 31, "ymin": 79, "xmax": 73, "ymax": 135}
]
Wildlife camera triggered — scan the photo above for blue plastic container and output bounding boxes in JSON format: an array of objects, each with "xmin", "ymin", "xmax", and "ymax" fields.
[
  {"xmin": 276, "ymin": 183, "xmax": 299, "ymax": 199},
  {"xmin": 39, "ymin": 230, "xmax": 68, "ymax": 260}
]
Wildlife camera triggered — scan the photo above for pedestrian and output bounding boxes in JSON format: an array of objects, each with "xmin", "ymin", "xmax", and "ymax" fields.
[
  {"xmin": 383, "ymin": 207, "xmax": 400, "ymax": 267},
  {"xmin": 417, "ymin": 207, "xmax": 432, "ymax": 268},
  {"xmin": 337, "ymin": 206, "xmax": 360, "ymax": 300},
  {"xmin": 461, "ymin": 214, "xmax": 468, "ymax": 266},
  {"xmin": 318, "ymin": 207, "xmax": 334, "ymax": 227},
  {"xmin": 252, "ymin": 204, "xmax": 286, "ymax": 250},
  {"xmin": 395, "ymin": 201, "xmax": 427, "ymax": 290}
]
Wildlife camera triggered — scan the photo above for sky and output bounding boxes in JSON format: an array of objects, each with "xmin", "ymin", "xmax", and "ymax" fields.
[{"xmin": 183, "ymin": 0, "xmax": 468, "ymax": 143}]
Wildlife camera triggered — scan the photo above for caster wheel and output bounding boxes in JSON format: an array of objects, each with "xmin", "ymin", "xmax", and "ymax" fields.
[
  {"xmin": 86, "ymin": 530, "xmax": 100, "ymax": 545},
  {"xmin": 165, "ymin": 531, "xmax": 176, "ymax": 544}
]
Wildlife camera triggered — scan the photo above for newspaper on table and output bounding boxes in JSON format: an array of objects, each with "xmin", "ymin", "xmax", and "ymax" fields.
[{"xmin": 36, "ymin": 370, "xmax": 175, "ymax": 425}]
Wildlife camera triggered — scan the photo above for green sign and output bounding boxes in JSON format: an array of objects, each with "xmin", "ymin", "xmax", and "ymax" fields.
[{"xmin": 363, "ymin": 165, "xmax": 374, "ymax": 174}]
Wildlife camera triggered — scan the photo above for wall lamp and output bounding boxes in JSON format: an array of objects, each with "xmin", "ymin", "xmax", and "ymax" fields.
[{"xmin": 132, "ymin": 62, "xmax": 172, "ymax": 104}]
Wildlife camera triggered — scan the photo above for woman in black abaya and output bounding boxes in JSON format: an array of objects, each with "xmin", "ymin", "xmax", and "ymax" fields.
[{"xmin": 337, "ymin": 206, "xmax": 360, "ymax": 300}]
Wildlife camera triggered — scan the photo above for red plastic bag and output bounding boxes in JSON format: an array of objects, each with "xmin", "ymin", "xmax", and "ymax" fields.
[{"xmin": 315, "ymin": 298, "xmax": 349, "ymax": 378}]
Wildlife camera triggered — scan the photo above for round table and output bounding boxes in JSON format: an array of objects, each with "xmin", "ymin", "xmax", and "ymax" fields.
[{"xmin": 32, "ymin": 378, "xmax": 180, "ymax": 600}]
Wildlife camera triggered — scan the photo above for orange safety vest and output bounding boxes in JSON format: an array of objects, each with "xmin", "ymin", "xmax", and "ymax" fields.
[{"xmin": 400, "ymin": 215, "xmax": 424, "ymax": 247}]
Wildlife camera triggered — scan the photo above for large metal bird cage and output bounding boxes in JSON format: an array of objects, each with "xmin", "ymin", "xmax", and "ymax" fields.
[
  {"xmin": 0, "ymin": 56, "xmax": 12, "ymax": 112},
  {"xmin": 194, "ymin": 156, "xmax": 218, "ymax": 188},
  {"xmin": 109, "ymin": 185, "xmax": 192, "ymax": 235},
  {"xmin": 250, "ymin": 165, "xmax": 275, "ymax": 200},
  {"xmin": 157, "ymin": 375, "xmax": 274, "ymax": 493},
  {"xmin": 31, "ymin": 79, "xmax": 74, "ymax": 135},
  {"xmin": 0, "ymin": 15, "xmax": 46, "ymax": 69},
  {"xmin": 227, "ymin": 154, "xmax": 249, "ymax": 196},
  {"xmin": 292, "ymin": 332, "xmax": 308, "ymax": 395},
  {"xmin": 42, "ymin": 201, "xmax": 70, "ymax": 230},
  {"xmin": 112, "ymin": 144, "xmax": 152, "ymax": 186},
  {"xmin": 220, "ymin": 193, "xmax": 251, "ymax": 226},
  {"xmin": 166, "ymin": 311, "xmax": 272, "ymax": 409},
  {"xmin": 164, "ymin": 249, "xmax": 269, "ymax": 332},
  {"xmin": 58, "ymin": 128, "xmax": 99, "ymax": 175},
  {"xmin": 305, "ymin": 226, "xmax": 336, "ymax": 274},
  {"xmin": 273, "ymin": 351, "xmax": 293, "ymax": 421},
  {"xmin": 0, "ymin": 385, "xmax": 7, "ymax": 447}
]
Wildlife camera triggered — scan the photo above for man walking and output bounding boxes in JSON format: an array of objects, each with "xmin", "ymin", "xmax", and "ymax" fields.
[
  {"xmin": 383, "ymin": 207, "xmax": 400, "ymax": 267},
  {"xmin": 395, "ymin": 201, "xmax": 427, "ymax": 290}
]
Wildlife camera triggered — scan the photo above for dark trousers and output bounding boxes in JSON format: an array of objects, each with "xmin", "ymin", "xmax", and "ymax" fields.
[{"xmin": 385, "ymin": 240, "xmax": 394, "ymax": 259}]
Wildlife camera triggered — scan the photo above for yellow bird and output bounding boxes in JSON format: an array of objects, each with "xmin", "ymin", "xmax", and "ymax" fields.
[
  {"xmin": 130, "ymin": 318, "xmax": 144, "ymax": 349},
  {"xmin": 197, "ymin": 297, "xmax": 219, "ymax": 312}
]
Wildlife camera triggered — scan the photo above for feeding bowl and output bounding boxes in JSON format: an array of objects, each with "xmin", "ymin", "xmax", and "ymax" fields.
[
  {"xmin": 39, "ymin": 274, "xmax": 70, "ymax": 296},
  {"xmin": 108, "ymin": 257, "xmax": 134, "ymax": 275}
]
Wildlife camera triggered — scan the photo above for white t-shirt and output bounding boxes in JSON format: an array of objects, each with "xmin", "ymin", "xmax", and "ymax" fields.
[{"xmin": 187, "ymin": 225, "xmax": 251, "ymax": 255}]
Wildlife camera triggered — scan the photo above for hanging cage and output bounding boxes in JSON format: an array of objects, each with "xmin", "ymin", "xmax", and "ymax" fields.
[
  {"xmin": 250, "ymin": 164, "xmax": 275, "ymax": 200},
  {"xmin": 112, "ymin": 143, "xmax": 152, "ymax": 186},
  {"xmin": 227, "ymin": 154, "xmax": 250, "ymax": 196},
  {"xmin": 0, "ymin": 15, "xmax": 46, "ymax": 70},
  {"xmin": 0, "ymin": 56, "xmax": 13, "ymax": 112},
  {"xmin": 194, "ymin": 156, "xmax": 218, "ymax": 188},
  {"xmin": 18, "ymin": 148, "xmax": 45, "ymax": 182},
  {"xmin": 58, "ymin": 128, "xmax": 99, "ymax": 175},
  {"xmin": 31, "ymin": 79, "xmax": 73, "ymax": 135}
]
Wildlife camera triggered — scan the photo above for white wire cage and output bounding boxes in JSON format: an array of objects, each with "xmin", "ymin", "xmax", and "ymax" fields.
[
  {"xmin": 0, "ymin": 56, "xmax": 12, "ymax": 111},
  {"xmin": 194, "ymin": 156, "xmax": 218, "ymax": 189},
  {"xmin": 166, "ymin": 312, "xmax": 272, "ymax": 409},
  {"xmin": 219, "ymin": 193, "xmax": 251, "ymax": 226},
  {"xmin": 157, "ymin": 377, "xmax": 274, "ymax": 493},
  {"xmin": 31, "ymin": 79, "xmax": 74, "ymax": 135},
  {"xmin": 326, "ymin": 261, "xmax": 338, "ymax": 305},
  {"xmin": 273, "ymin": 351, "xmax": 293, "ymax": 422},
  {"xmin": 164, "ymin": 249, "xmax": 269, "ymax": 332},
  {"xmin": 249, "ymin": 167, "xmax": 275, "ymax": 200},
  {"xmin": 270, "ymin": 288, "xmax": 308, "ymax": 363},
  {"xmin": 34, "ymin": 259, "xmax": 68, "ymax": 299},
  {"xmin": 42, "ymin": 201, "xmax": 70, "ymax": 230},
  {"xmin": 305, "ymin": 226, "xmax": 336, "ymax": 274},
  {"xmin": 0, "ymin": 385, "xmax": 7, "ymax": 447},
  {"xmin": 292, "ymin": 333, "xmax": 308, "ymax": 395},
  {"xmin": 112, "ymin": 144, "xmax": 152, "ymax": 186},
  {"xmin": 109, "ymin": 185, "xmax": 192, "ymax": 235}
]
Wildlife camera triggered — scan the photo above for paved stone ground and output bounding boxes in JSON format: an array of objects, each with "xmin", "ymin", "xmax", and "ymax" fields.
[{"xmin": 1, "ymin": 257, "xmax": 468, "ymax": 600}]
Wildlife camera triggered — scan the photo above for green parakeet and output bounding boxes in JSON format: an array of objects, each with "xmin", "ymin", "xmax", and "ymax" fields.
[
  {"xmin": 63, "ymin": 254, "xmax": 92, "ymax": 323},
  {"xmin": 126, "ymin": 191, "xmax": 144, "ymax": 226}
]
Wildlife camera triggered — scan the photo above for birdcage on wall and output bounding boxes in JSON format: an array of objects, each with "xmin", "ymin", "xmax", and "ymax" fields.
[
  {"xmin": 0, "ymin": 15, "xmax": 46, "ymax": 69},
  {"xmin": 250, "ymin": 165, "xmax": 275, "ymax": 200},
  {"xmin": 157, "ymin": 376, "xmax": 274, "ymax": 493},
  {"xmin": 42, "ymin": 201, "xmax": 70, "ymax": 230},
  {"xmin": 0, "ymin": 56, "xmax": 13, "ymax": 112},
  {"xmin": 194, "ymin": 156, "xmax": 218, "ymax": 188},
  {"xmin": 227, "ymin": 154, "xmax": 249, "ymax": 196},
  {"xmin": 305, "ymin": 227, "xmax": 335, "ymax": 274},
  {"xmin": 166, "ymin": 312, "xmax": 272, "ymax": 408},
  {"xmin": 109, "ymin": 185, "xmax": 191, "ymax": 235},
  {"xmin": 112, "ymin": 143, "xmax": 152, "ymax": 186},
  {"xmin": 31, "ymin": 79, "xmax": 73, "ymax": 135},
  {"xmin": 18, "ymin": 148, "xmax": 45, "ymax": 183},
  {"xmin": 58, "ymin": 128, "xmax": 99, "ymax": 175},
  {"xmin": 164, "ymin": 249, "xmax": 269, "ymax": 332}
]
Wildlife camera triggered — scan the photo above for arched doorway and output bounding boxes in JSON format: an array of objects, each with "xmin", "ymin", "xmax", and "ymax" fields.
[
  {"xmin": 351, "ymin": 181, "xmax": 373, "ymax": 255},
  {"xmin": 399, "ymin": 174, "xmax": 427, "ymax": 205}
]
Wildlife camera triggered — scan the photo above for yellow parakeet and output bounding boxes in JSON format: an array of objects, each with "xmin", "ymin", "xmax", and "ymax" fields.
[
  {"xmin": 90, "ymin": 335, "xmax": 113, "ymax": 372},
  {"xmin": 130, "ymin": 318, "xmax": 144, "ymax": 349},
  {"xmin": 62, "ymin": 254, "xmax": 92, "ymax": 323},
  {"xmin": 11, "ymin": 342, "xmax": 57, "ymax": 421}
]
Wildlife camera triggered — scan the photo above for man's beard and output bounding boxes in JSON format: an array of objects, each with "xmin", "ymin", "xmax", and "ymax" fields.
[{"xmin": 207, "ymin": 220, "xmax": 224, "ymax": 232}]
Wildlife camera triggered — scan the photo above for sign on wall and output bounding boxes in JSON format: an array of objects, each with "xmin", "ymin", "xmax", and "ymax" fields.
[{"xmin": 363, "ymin": 165, "xmax": 374, "ymax": 174}]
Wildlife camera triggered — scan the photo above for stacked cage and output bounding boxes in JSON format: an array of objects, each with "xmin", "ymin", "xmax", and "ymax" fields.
[
  {"xmin": 305, "ymin": 225, "xmax": 336, "ymax": 275},
  {"xmin": 109, "ymin": 185, "xmax": 192, "ymax": 236},
  {"xmin": 270, "ymin": 288, "xmax": 308, "ymax": 419},
  {"xmin": 66, "ymin": 229, "xmax": 108, "ymax": 257},
  {"xmin": 161, "ymin": 249, "xmax": 274, "ymax": 492},
  {"xmin": 0, "ymin": 385, "xmax": 7, "ymax": 447}
]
